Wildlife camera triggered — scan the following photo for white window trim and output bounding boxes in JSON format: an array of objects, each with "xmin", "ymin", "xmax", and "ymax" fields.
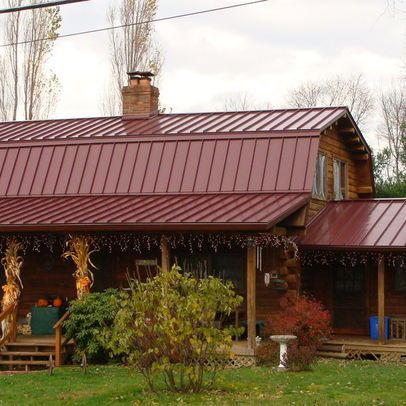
[
  {"xmin": 312, "ymin": 153, "xmax": 327, "ymax": 200},
  {"xmin": 333, "ymin": 158, "xmax": 347, "ymax": 200}
]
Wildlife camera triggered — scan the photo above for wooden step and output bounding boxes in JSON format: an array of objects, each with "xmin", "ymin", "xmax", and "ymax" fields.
[
  {"xmin": 6, "ymin": 341, "xmax": 56, "ymax": 347},
  {"xmin": 5, "ymin": 343, "xmax": 55, "ymax": 351},
  {"xmin": 0, "ymin": 360, "xmax": 51, "ymax": 366},
  {"xmin": 0, "ymin": 351, "xmax": 55, "ymax": 357},
  {"xmin": 317, "ymin": 351, "xmax": 348, "ymax": 359},
  {"xmin": 318, "ymin": 344, "xmax": 345, "ymax": 353}
]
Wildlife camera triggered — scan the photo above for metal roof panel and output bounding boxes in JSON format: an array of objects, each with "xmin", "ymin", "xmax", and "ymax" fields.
[
  {"xmin": 299, "ymin": 200, "xmax": 406, "ymax": 250},
  {"xmin": 0, "ymin": 193, "xmax": 309, "ymax": 231},
  {"xmin": 0, "ymin": 107, "xmax": 347, "ymax": 141}
]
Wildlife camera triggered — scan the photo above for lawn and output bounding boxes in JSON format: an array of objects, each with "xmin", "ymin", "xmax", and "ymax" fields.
[{"xmin": 0, "ymin": 359, "xmax": 405, "ymax": 405}]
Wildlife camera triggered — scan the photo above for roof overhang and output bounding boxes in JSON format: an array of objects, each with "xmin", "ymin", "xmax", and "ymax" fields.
[
  {"xmin": 0, "ymin": 192, "xmax": 311, "ymax": 233},
  {"xmin": 299, "ymin": 199, "xmax": 406, "ymax": 252}
]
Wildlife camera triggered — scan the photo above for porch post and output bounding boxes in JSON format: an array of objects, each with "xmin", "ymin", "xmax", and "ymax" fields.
[
  {"xmin": 247, "ymin": 246, "xmax": 256, "ymax": 350},
  {"xmin": 160, "ymin": 238, "xmax": 170, "ymax": 272},
  {"xmin": 378, "ymin": 258, "xmax": 386, "ymax": 344}
]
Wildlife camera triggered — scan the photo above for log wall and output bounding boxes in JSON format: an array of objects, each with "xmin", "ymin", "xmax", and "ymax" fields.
[
  {"xmin": 302, "ymin": 263, "xmax": 406, "ymax": 335},
  {"xmin": 308, "ymin": 127, "xmax": 373, "ymax": 218},
  {"xmin": 17, "ymin": 254, "xmax": 77, "ymax": 318},
  {"xmin": 13, "ymin": 250, "xmax": 161, "ymax": 319},
  {"xmin": 256, "ymin": 246, "xmax": 300, "ymax": 321},
  {"xmin": 10, "ymin": 247, "xmax": 301, "ymax": 327}
]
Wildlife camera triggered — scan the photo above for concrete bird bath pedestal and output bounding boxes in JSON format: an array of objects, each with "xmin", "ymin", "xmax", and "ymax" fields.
[{"xmin": 270, "ymin": 335, "xmax": 297, "ymax": 371}]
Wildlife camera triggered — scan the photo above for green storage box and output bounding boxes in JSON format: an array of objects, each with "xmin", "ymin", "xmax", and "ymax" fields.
[{"xmin": 31, "ymin": 307, "xmax": 64, "ymax": 335}]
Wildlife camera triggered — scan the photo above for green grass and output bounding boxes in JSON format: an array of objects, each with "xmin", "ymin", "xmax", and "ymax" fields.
[{"xmin": 0, "ymin": 360, "xmax": 405, "ymax": 405}]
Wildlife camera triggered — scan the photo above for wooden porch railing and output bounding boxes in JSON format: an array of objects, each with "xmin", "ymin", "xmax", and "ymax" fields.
[
  {"xmin": 53, "ymin": 311, "xmax": 70, "ymax": 367},
  {"xmin": 390, "ymin": 318, "xmax": 406, "ymax": 340},
  {"xmin": 0, "ymin": 303, "xmax": 17, "ymax": 347}
]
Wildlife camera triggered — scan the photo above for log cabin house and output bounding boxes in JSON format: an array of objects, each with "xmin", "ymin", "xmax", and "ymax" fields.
[{"xmin": 0, "ymin": 72, "xmax": 404, "ymax": 369}]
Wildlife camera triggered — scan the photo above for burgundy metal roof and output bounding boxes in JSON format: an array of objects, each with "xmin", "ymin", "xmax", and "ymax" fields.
[
  {"xmin": 299, "ymin": 200, "xmax": 406, "ymax": 250},
  {"xmin": 0, "ymin": 107, "xmax": 346, "ymax": 230},
  {"xmin": 0, "ymin": 135, "xmax": 319, "ymax": 196},
  {"xmin": 0, "ymin": 107, "xmax": 347, "ymax": 141},
  {"xmin": 0, "ymin": 193, "xmax": 309, "ymax": 231}
]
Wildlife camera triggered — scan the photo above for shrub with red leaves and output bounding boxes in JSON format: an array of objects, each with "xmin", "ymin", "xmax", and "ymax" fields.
[
  {"xmin": 266, "ymin": 295, "xmax": 332, "ymax": 347},
  {"xmin": 264, "ymin": 295, "xmax": 332, "ymax": 370}
]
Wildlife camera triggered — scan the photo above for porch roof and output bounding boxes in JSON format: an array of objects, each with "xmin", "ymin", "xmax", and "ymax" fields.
[
  {"xmin": 299, "ymin": 199, "xmax": 406, "ymax": 251},
  {"xmin": 0, "ymin": 192, "xmax": 309, "ymax": 232}
]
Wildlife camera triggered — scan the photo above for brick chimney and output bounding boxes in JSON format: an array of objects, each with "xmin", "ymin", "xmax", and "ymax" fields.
[{"xmin": 122, "ymin": 71, "xmax": 159, "ymax": 119}]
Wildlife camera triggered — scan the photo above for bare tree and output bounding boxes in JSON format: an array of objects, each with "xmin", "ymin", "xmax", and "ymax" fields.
[
  {"xmin": 0, "ymin": 57, "xmax": 11, "ymax": 121},
  {"xmin": 22, "ymin": 6, "xmax": 61, "ymax": 120},
  {"xmin": 223, "ymin": 92, "xmax": 271, "ymax": 112},
  {"xmin": 287, "ymin": 74, "xmax": 375, "ymax": 130},
  {"xmin": 377, "ymin": 85, "xmax": 406, "ymax": 182},
  {"xmin": 102, "ymin": 0, "xmax": 162, "ymax": 116},
  {"xmin": 0, "ymin": 0, "xmax": 61, "ymax": 121},
  {"xmin": 3, "ymin": 0, "xmax": 23, "ymax": 120},
  {"xmin": 386, "ymin": 0, "xmax": 406, "ymax": 14}
]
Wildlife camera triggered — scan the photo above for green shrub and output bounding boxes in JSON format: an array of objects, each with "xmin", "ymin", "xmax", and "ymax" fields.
[
  {"xmin": 107, "ymin": 265, "xmax": 243, "ymax": 393},
  {"xmin": 63, "ymin": 288, "xmax": 122, "ymax": 363}
]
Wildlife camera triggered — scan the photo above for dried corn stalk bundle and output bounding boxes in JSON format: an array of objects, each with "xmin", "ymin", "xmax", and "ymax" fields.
[
  {"xmin": 1, "ymin": 240, "xmax": 24, "ymax": 340},
  {"xmin": 62, "ymin": 236, "xmax": 97, "ymax": 299}
]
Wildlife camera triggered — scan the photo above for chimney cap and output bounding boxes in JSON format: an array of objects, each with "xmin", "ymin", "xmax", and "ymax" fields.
[{"xmin": 127, "ymin": 71, "xmax": 155, "ymax": 79}]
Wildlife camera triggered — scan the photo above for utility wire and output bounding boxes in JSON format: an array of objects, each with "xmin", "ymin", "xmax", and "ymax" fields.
[
  {"xmin": 0, "ymin": 0, "xmax": 270, "ymax": 48},
  {"xmin": 0, "ymin": 0, "xmax": 90, "ymax": 14}
]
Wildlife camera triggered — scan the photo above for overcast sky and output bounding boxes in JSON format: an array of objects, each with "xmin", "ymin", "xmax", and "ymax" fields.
[{"xmin": 9, "ymin": 0, "xmax": 406, "ymax": 143}]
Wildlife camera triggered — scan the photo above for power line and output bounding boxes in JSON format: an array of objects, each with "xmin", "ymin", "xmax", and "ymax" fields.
[
  {"xmin": 0, "ymin": 0, "xmax": 270, "ymax": 48},
  {"xmin": 0, "ymin": 0, "xmax": 90, "ymax": 14}
]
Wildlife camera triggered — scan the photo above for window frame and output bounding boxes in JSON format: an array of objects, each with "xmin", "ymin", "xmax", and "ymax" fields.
[
  {"xmin": 312, "ymin": 152, "xmax": 328, "ymax": 200},
  {"xmin": 394, "ymin": 261, "xmax": 406, "ymax": 292},
  {"xmin": 333, "ymin": 158, "xmax": 348, "ymax": 200}
]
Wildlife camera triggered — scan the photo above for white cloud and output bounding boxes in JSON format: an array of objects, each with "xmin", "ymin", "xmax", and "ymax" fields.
[{"xmin": 38, "ymin": 0, "xmax": 404, "ymax": 147}]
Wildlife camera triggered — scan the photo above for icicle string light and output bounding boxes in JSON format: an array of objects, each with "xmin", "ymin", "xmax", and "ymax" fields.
[
  {"xmin": 300, "ymin": 250, "xmax": 406, "ymax": 268},
  {"xmin": 0, "ymin": 232, "xmax": 297, "ymax": 255}
]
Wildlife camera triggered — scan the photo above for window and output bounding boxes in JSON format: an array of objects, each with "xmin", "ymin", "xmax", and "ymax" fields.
[
  {"xmin": 333, "ymin": 159, "xmax": 347, "ymax": 200},
  {"xmin": 312, "ymin": 153, "xmax": 327, "ymax": 199},
  {"xmin": 335, "ymin": 266, "xmax": 364, "ymax": 294},
  {"xmin": 394, "ymin": 261, "xmax": 406, "ymax": 292}
]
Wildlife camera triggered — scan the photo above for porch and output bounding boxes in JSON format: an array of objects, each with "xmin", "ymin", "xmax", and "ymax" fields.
[
  {"xmin": 318, "ymin": 335, "xmax": 406, "ymax": 362},
  {"xmin": 0, "ymin": 231, "xmax": 299, "ymax": 369},
  {"xmin": 299, "ymin": 199, "xmax": 406, "ymax": 348}
]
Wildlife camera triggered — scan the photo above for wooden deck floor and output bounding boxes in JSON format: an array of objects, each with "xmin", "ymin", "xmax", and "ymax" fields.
[
  {"xmin": 319, "ymin": 335, "xmax": 406, "ymax": 362},
  {"xmin": 13, "ymin": 335, "xmax": 56, "ymax": 345},
  {"xmin": 232, "ymin": 340, "xmax": 255, "ymax": 356},
  {"xmin": 328, "ymin": 335, "xmax": 406, "ymax": 347}
]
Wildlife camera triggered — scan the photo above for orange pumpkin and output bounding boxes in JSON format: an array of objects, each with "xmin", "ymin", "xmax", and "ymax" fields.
[
  {"xmin": 53, "ymin": 297, "xmax": 63, "ymax": 307},
  {"xmin": 37, "ymin": 298, "xmax": 48, "ymax": 307}
]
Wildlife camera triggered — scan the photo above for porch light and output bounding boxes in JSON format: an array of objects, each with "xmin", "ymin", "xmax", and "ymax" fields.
[{"xmin": 246, "ymin": 236, "xmax": 255, "ymax": 248}]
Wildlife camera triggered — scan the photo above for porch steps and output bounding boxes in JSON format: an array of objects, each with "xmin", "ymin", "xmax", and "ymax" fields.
[
  {"xmin": 0, "ymin": 337, "xmax": 72, "ymax": 371},
  {"xmin": 316, "ymin": 350, "xmax": 347, "ymax": 359},
  {"xmin": 317, "ymin": 341, "xmax": 347, "ymax": 359},
  {"xmin": 0, "ymin": 360, "xmax": 51, "ymax": 366},
  {"xmin": 317, "ymin": 337, "xmax": 406, "ymax": 362},
  {"xmin": 0, "ymin": 351, "xmax": 54, "ymax": 357}
]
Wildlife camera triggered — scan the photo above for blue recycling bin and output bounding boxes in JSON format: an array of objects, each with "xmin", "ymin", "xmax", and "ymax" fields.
[{"xmin": 369, "ymin": 316, "xmax": 390, "ymax": 340}]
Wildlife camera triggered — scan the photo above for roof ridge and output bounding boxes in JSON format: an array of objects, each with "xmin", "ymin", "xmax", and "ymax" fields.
[{"xmin": 0, "ymin": 106, "xmax": 348, "ymax": 125}]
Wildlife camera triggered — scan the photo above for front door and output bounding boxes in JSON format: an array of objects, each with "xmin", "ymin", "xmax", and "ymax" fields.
[{"xmin": 333, "ymin": 265, "xmax": 367, "ymax": 335}]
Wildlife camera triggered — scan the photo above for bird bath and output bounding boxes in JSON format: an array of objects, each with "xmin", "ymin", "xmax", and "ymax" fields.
[{"xmin": 270, "ymin": 335, "xmax": 297, "ymax": 371}]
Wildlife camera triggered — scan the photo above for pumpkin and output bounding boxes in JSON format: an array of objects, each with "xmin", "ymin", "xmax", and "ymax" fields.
[
  {"xmin": 53, "ymin": 297, "xmax": 63, "ymax": 308},
  {"xmin": 37, "ymin": 298, "xmax": 48, "ymax": 307}
]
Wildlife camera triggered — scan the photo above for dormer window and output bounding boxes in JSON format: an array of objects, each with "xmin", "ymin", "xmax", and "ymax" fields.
[
  {"xmin": 312, "ymin": 153, "xmax": 327, "ymax": 199},
  {"xmin": 333, "ymin": 159, "xmax": 347, "ymax": 200}
]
